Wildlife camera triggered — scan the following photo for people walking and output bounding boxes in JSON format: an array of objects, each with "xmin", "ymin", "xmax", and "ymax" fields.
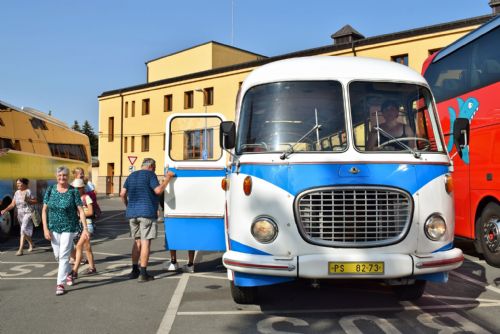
[
  {"xmin": 69, "ymin": 178, "xmax": 97, "ymax": 282},
  {"xmin": 1, "ymin": 178, "xmax": 37, "ymax": 255},
  {"xmin": 120, "ymin": 158, "xmax": 174, "ymax": 282},
  {"xmin": 42, "ymin": 166, "xmax": 89, "ymax": 295}
]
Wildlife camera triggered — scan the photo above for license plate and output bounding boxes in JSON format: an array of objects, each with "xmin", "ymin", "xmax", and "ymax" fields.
[{"xmin": 328, "ymin": 262, "xmax": 384, "ymax": 275}]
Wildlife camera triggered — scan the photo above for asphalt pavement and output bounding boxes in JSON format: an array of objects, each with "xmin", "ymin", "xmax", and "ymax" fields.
[{"xmin": 1, "ymin": 197, "xmax": 500, "ymax": 334}]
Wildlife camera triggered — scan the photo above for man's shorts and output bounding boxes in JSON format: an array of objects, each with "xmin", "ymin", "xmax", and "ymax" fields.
[{"xmin": 129, "ymin": 217, "xmax": 157, "ymax": 240}]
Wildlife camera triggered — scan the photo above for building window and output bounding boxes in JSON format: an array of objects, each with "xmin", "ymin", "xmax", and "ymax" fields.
[
  {"xmin": 184, "ymin": 91, "xmax": 194, "ymax": 109},
  {"xmin": 124, "ymin": 137, "xmax": 128, "ymax": 153},
  {"xmin": 164, "ymin": 94, "xmax": 173, "ymax": 112},
  {"xmin": 203, "ymin": 87, "xmax": 214, "ymax": 106},
  {"xmin": 0, "ymin": 117, "xmax": 4, "ymax": 127},
  {"xmin": 142, "ymin": 98, "xmax": 150, "ymax": 115},
  {"xmin": 125, "ymin": 101, "xmax": 128, "ymax": 118},
  {"xmin": 391, "ymin": 54, "xmax": 408, "ymax": 66},
  {"xmin": 184, "ymin": 129, "xmax": 213, "ymax": 160},
  {"xmin": 108, "ymin": 117, "xmax": 114, "ymax": 142},
  {"xmin": 428, "ymin": 48, "xmax": 442, "ymax": 55},
  {"xmin": 141, "ymin": 135, "xmax": 150, "ymax": 152},
  {"xmin": 131, "ymin": 136, "xmax": 135, "ymax": 152},
  {"xmin": 131, "ymin": 101, "xmax": 135, "ymax": 117}
]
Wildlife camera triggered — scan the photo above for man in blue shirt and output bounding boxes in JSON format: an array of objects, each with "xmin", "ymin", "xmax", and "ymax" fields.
[{"xmin": 120, "ymin": 158, "xmax": 174, "ymax": 282}]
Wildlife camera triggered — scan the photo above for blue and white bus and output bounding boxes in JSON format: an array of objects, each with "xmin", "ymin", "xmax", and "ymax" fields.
[{"xmin": 163, "ymin": 56, "xmax": 464, "ymax": 304}]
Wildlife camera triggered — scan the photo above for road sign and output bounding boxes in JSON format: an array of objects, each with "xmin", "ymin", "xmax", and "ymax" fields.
[{"xmin": 128, "ymin": 156, "xmax": 137, "ymax": 165}]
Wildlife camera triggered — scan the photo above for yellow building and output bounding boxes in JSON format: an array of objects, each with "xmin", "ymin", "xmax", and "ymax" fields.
[{"xmin": 98, "ymin": 14, "xmax": 495, "ymax": 194}]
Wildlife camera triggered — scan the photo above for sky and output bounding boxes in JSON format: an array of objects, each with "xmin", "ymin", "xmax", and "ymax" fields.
[{"xmin": 0, "ymin": 1, "xmax": 493, "ymax": 132}]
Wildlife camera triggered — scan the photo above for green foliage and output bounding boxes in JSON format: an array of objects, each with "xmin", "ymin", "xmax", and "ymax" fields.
[{"xmin": 73, "ymin": 120, "xmax": 98, "ymax": 156}]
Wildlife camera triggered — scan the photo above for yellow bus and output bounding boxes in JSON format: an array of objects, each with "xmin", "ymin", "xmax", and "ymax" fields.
[{"xmin": 0, "ymin": 100, "xmax": 91, "ymax": 240}]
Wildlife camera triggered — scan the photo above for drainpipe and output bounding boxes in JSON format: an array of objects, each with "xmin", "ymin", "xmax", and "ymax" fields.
[
  {"xmin": 351, "ymin": 41, "xmax": 357, "ymax": 56},
  {"xmin": 119, "ymin": 91, "xmax": 124, "ymax": 192}
]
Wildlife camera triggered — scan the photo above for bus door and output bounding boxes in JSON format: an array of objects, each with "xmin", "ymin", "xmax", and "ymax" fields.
[{"xmin": 163, "ymin": 113, "xmax": 227, "ymax": 251}]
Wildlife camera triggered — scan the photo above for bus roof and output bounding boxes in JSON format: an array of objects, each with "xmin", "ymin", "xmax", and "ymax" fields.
[
  {"xmin": 433, "ymin": 15, "xmax": 500, "ymax": 63},
  {"xmin": 0, "ymin": 99, "xmax": 72, "ymax": 130},
  {"xmin": 242, "ymin": 56, "xmax": 428, "ymax": 90}
]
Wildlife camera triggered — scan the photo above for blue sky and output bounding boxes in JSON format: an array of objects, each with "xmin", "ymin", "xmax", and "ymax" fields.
[{"xmin": 0, "ymin": 1, "xmax": 493, "ymax": 132}]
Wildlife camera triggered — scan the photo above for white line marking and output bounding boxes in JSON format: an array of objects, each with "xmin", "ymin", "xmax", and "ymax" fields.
[
  {"xmin": 424, "ymin": 294, "xmax": 500, "ymax": 303},
  {"xmin": 94, "ymin": 212, "xmax": 124, "ymax": 222},
  {"xmin": 451, "ymin": 271, "xmax": 500, "ymax": 295},
  {"xmin": 176, "ymin": 301, "xmax": 500, "ymax": 316},
  {"xmin": 157, "ymin": 274, "xmax": 190, "ymax": 334}
]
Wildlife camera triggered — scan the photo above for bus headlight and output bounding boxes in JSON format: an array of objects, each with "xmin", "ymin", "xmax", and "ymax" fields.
[
  {"xmin": 251, "ymin": 217, "xmax": 278, "ymax": 243},
  {"xmin": 424, "ymin": 214, "xmax": 447, "ymax": 241}
]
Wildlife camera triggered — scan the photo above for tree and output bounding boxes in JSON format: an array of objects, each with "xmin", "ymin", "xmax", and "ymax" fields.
[
  {"xmin": 81, "ymin": 121, "xmax": 99, "ymax": 156},
  {"xmin": 72, "ymin": 120, "xmax": 81, "ymax": 132}
]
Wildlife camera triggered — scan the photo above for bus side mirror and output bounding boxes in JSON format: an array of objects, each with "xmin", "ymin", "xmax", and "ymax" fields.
[
  {"xmin": 220, "ymin": 121, "xmax": 236, "ymax": 149},
  {"xmin": 453, "ymin": 118, "xmax": 470, "ymax": 158}
]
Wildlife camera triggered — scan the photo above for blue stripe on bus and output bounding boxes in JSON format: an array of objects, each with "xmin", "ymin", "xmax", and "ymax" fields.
[
  {"xmin": 236, "ymin": 163, "xmax": 449, "ymax": 195},
  {"xmin": 168, "ymin": 168, "xmax": 226, "ymax": 178},
  {"xmin": 164, "ymin": 217, "xmax": 226, "ymax": 251},
  {"xmin": 230, "ymin": 239, "xmax": 270, "ymax": 255},
  {"xmin": 234, "ymin": 272, "xmax": 295, "ymax": 287},
  {"xmin": 432, "ymin": 242, "xmax": 454, "ymax": 253}
]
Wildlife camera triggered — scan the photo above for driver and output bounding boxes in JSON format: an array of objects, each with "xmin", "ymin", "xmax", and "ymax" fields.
[{"xmin": 367, "ymin": 100, "xmax": 415, "ymax": 150}]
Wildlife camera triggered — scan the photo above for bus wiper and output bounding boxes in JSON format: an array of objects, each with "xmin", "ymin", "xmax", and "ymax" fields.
[
  {"xmin": 374, "ymin": 126, "xmax": 421, "ymax": 159},
  {"xmin": 280, "ymin": 124, "xmax": 322, "ymax": 160}
]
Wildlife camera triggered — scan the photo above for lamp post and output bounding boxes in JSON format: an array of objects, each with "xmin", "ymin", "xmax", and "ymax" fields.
[{"xmin": 195, "ymin": 88, "xmax": 208, "ymax": 160}]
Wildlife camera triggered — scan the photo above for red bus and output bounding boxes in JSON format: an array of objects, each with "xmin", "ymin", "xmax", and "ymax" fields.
[{"xmin": 422, "ymin": 16, "xmax": 500, "ymax": 267}]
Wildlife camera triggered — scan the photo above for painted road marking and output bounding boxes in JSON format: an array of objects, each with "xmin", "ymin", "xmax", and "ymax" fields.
[{"xmin": 157, "ymin": 274, "xmax": 190, "ymax": 334}]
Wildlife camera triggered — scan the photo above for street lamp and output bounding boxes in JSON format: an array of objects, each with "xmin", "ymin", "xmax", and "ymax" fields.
[{"xmin": 195, "ymin": 88, "xmax": 208, "ymax": 160}]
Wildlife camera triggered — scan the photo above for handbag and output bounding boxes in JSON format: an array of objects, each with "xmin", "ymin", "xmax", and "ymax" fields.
[{"xmin": 31, "ymin": 208, "xmax": 41, "ymax": 227}]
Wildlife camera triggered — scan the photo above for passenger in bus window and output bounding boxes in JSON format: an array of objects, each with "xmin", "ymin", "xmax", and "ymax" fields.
[
  {"xmin": 367, "ymin": 99, "xmax": 415, "ymax": 150},
  {"xmin": 120, "ymin": 158, "xmax": 175, "ymax": 282},
  {"xmin": 42, "ymin": 166, "xmax": 89, "ymax": 296},
  {"xmin": 1, "ymin": 178, "xmax": 37, "ymax": 255}
]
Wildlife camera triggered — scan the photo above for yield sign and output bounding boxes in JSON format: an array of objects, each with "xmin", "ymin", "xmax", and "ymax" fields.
[{"xmin": 128, "ymin": 156, "xmax": 138, "ymax": 165}]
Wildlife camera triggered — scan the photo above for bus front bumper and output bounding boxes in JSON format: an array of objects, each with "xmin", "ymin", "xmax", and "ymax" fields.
[{"xmin": 223, "ymin": 248, "xmax": 463, "ymax": 279}]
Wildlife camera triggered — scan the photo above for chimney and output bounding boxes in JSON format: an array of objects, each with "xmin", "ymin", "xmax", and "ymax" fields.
[
  {"xmin": 331, "ymin": 25, "xmax": 365, "ymax": 45},
  {"xmin": 490, "ymin": 0, "xmax": 500, "ymax": 14}
]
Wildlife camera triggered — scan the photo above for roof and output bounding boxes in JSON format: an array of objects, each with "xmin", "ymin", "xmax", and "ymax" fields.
[
  {"xmin": 99, "ymin": 14, "xmax": 494, "ymax": 98},
  {"xmin": 241, "ymin": 56, "xmax": 426, "ymax": 90},
  {"xmin": 331, "ymin": 24, "xmax": 364, "ymax": 39},
  {"xmin": 145, "ymin": 40, "xmax": 266, "ymax": 64}
]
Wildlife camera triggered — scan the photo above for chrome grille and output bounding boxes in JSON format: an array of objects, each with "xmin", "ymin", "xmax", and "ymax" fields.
[{"xmin": 296, "ymin": 187, "xmax": 412, "ymax": 247}]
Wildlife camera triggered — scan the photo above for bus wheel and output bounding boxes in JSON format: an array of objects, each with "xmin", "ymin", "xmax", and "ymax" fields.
[
  {"xmin": 230, "ymin": 281, "xmax": 258, "ymax": 304},
  {"xmin": 392, "ymin": 280, "xmax": 426, "ymax": 301},
  {"xmin": 478, "ymin": 202, "xmax": 500, "ymax": 267},
  {"xmin": 0, "ymin": 212, "xmax": 12, "ymax": 242}
]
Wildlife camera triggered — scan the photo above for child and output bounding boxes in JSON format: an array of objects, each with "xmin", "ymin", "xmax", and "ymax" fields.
[{"xmin": 69, "ymin": 178, "xmax": 97, "ymax": 283}]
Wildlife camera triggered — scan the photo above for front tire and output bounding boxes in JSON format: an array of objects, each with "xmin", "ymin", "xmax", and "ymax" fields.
[
  {"xmin": 230, "ymin": 281, "xmax": 258, "ymax": 304},
  {"xmin": 392, "ymin": 280, "xmax": 426, "ymax": 301},
  {"xmin": 477, "ymin": 202, "xmax": 500, "ymax": 267}
]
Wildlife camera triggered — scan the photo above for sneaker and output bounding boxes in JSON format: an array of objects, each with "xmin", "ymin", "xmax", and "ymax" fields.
[
  {"xmin": 128, "ymin": 269, "xmax": 140, "ymax": 279},
  {"xmin": 166, "ymin": 261, "xmax": 179, "ymax": 272},
  {"xmin": 86, "ymin": 267, "xmax": 97, "ymax": 275},
  {"xmin": 137, "ymin": 273, "xmax": 155, "ymax": 283},
  {"xmin": 182, "ymin": 264, "xmax": 194, "ymax": 273},
  {"xmin": 66, "ymin": 273, "xmax": 74, "ymax": 286},
  {"xmin": 56, "ymin": 284, "xmax": 65, "ymax": 295}
]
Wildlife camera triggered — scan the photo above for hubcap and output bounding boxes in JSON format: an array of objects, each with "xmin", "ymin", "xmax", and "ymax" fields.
[{"xmin": 484, "ymin": 217, "xmax": 500, "ymax": 253}]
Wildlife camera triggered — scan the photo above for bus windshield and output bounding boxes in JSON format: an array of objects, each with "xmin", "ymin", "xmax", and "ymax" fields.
[
  {"xmin": 350, "ymin": 81, "xmax": 445, "ymax": 153},
  {"xmin": 236, "ymin": 81, "xmax": 346, "ymax": 154}
]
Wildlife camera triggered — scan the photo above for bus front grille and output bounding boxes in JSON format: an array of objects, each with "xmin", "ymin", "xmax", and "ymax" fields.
[{"xmin": 295, "ymin": 186, "xmax": 412, "ymax": 247}]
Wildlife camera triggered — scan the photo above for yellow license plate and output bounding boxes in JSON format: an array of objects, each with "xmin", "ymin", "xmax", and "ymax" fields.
[{"xmin": 328, "ymin": 262, "xmax": 384, "ymax": 275}]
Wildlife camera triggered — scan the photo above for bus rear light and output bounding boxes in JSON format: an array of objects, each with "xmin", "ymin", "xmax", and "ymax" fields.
[
  {"xmin": 243, "ymin": 176, "xmax": 252, "ymax": 195},
  {"xmin": 444, "ymin": 174, "xmax": 453, "ymax": 194}
]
